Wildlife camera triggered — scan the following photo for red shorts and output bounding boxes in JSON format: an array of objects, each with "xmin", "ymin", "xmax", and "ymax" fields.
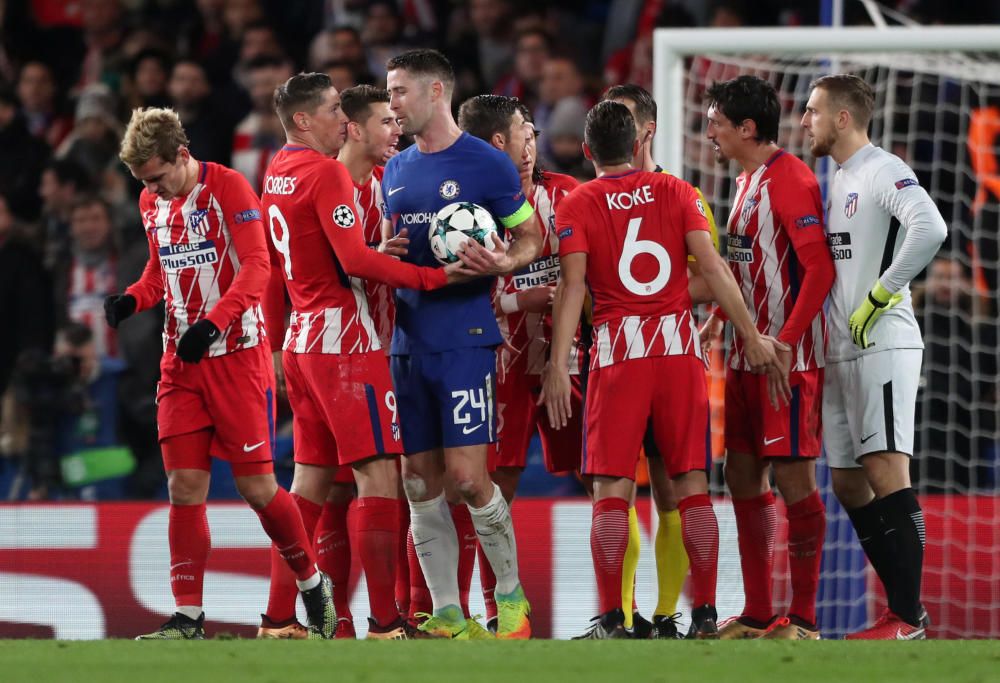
[
  {"xmin": 724, "ymin": 367, "xmax": 823, "ymax": 458},
  {"xmin": 582, "ymin": 355, "xmax": 709, "ymax": 480},
  {"xmin": 491, "ymin": 369, "xmax": 583, "ymax": 474},
  {"xmin": 157, "ymin": 344, "xmax": 276, "ymax": 474},
  {"xmin": 284, "ymin": 350, "xmax": 402, "ymax": 468}
]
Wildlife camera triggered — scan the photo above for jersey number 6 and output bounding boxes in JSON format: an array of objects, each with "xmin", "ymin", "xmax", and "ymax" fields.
[{"xmin": 619, "ymin": 217, "xmax": 671, "ymax": 296}]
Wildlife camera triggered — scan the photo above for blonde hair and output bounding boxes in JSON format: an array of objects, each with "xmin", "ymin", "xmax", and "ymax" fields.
[{"xmin": 119, "ymin": 107, "xmax": 190, "ymax": 167}]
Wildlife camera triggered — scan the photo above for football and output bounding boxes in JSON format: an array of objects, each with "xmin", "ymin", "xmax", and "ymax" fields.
[{"xmin": 428, "ymin": 201, "xmax": 498, "ymax": 265}]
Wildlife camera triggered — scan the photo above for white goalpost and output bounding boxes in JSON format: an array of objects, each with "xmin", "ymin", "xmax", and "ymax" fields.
[{"xmin": 653, "ymin": 25, "xmax": 1000, "ymax": 639}]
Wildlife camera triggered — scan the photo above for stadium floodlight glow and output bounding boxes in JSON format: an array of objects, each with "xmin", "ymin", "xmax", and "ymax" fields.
[{"xmin": 653, "ymin": 26, "xmax": 1000, "ymax": 173}]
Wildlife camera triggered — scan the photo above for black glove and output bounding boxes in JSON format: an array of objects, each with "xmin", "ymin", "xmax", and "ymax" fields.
[
  {"xmin": 176, "ymin": 320, "xmax": 220, "ymax": 363},
  {"xmin": 104, "ymin": 294, "xmax": 137, "ymax": 328}
]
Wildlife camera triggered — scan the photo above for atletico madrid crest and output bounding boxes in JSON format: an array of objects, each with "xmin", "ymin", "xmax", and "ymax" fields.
[{"xmin": 844, "ymin": 192, "xmax": 859, "ymax": 219}]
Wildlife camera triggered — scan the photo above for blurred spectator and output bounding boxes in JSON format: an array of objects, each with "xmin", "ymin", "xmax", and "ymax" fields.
[
  {"xmin": 53, "ymin": 196, "xmax": 121, "ymax": 360},
  {"xmin": 602, "ymin": 2, "xmax": 695, "ymax": 92},
  {"xmin": 535, "ymin": 54, "xmax": 587, "ymax": 141},
  {"xmin": 56, "ymin": 84, "xmax": 123, "ymax": 181},
  {"xmin": 322, "ymin": 59, "xmax": 359, "ymax": 92},
  {"xmin": 177, "ymin": 0, "xmax": 229, "ymax": 80},
  {"xmin": 16, "ymin": 60, "xmax": 74, "ymax": 149},
  {"xmin": 493, "ymin": 28, "xmax": 552, "ymax": 113},
  {"xmin": 468, "ymin": 0, "xmax": 515, "ymax": 88},
  {"xmin": 76, "ymin": 0, "xmax": 129, "ymax": 94},
  {"xmin": 309, "ymin": 25, "xmax": 375, "ymax": 83},
  {"xmin": 232, "ymin": 56, "xmax": 294, "ymax": 192},
  {"xmin": 124, "ymin": 48, "xmax": 173, "ymax": 110},
  {"xmin": 38, "ymin": 158, "xmax": 93, "ymax": 269},
  {"xmin": 0, "ymin": 86, "xmax": 50, "ymax": 222},
  {"xmin": 167, "ymin": 59, "xmax": 232, "ymax": 163},
  {"xmin": 322, "ymin": 0, "xmax": 367, "ymax": 31},
  {"xmin": 711, "ymin": 0, "xmax": 750, "ymax": 27},
  {"xmin": 0, "ymin": 192, "xmax": 53, "ymax": 400},
  {"xmin": 544, "ymin": 97, "xmax": 592, "ymax": 180},
  {"xmin": 237, "ymin": 20, "xmax": 286, "ymax": 64},
  {"xmin": 362, "ymin": 0, "xmax": 411, "ymax": 82}
]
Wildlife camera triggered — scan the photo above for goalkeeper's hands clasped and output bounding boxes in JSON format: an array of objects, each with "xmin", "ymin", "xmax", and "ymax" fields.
[{"xmin": 849, "ymin": 281, "xmax": 904, "ymax": 349}]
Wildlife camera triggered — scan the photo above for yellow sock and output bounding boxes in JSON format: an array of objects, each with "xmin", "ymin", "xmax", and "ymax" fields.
[
  {"xmin": 621, "ymin": 506, "xmax": 640, "ymax": 628},
  {"xmin": 654, "ymin": 509, "xmax": 689, "ymax": 616}
]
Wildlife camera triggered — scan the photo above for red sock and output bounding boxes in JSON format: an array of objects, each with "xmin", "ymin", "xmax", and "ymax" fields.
[
  {"xmin": 255, "ymin": 488, "xmax": 317, "ymax": 581},
  {"xmin": 591, "ymin": 497, "xmax": 629, "ymax": 616},
  {"xmin": 395, "ymin": 502, "xmax": 411, "ymax": 617},
  {"xmin": 679, "ymin": 494, "xmax": 719, "ymax": 608},
  {"xmin": 732, "ymin": 491, "xmax": 777, "ymax": 622},
  {"xmin": 406, "ymin": 523, "xmax": 431, "ymax": 620},
  {"xmin": 168, "ymin": 503, "xmax": 210, "ymax": 608},
  {"xmin": 265, "ymin": 494, "xmax": 322, "ymax": 621},
  {"xmin": 316, "ymin": 501, "xmax": 352, "ymax": 622},
  {"xmin": 477, "ymin": 544, "xmax": 498, "ymax": 621},
  {"xmin": 351, "ymin": 497, "xmax": 401, "ymax": 627},
  {"xmin": 450, "ymin": 503, "xmax": 477, "ymax": 618},
  {"xmin": 786, "ymin": 490, "xmax": 825, "ymax": 626}
]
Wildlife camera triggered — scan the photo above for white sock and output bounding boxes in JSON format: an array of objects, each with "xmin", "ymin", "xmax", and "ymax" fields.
[
  {"xmin": 296, "ymin": 566, "xmax": 321, "ymax": 591},
  {"xmin": 177, "ymin": 606, "xmax": 203, "ymax": 620},
  {"xmin": 468, "ymin": 483, "xmax": 521, "ymax": 595},
  {"xmin": 409, "ymin": 493, "xmax": 462, "ymax": 614}
]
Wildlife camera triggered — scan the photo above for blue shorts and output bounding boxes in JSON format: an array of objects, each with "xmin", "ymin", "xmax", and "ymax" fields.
[{"xmin": 390, "ymin": 347, "xmax": 498, "ymax": 453}]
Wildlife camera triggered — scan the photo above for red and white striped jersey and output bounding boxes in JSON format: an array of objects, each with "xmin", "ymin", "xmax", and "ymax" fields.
[
  {"xmin": 726, "ymin": 150, "xmax": 827, "ymax": 372},
  {"xmin": 557, "ymin": 170, "xmax": 708, "ymax": 371},
  {"xmin": 129, "ymin": 161, "xmax": 269, "ymax": 358},
  {"xmin": 355, "ymin": 166, "xmax": 395, "ymax": 351},
  {"xmin": 67, "ymin": 255, "xmax": 117, "ymax": 358},
  {"xmin": 495, "ymin": 171, "xmax": 582, "ymax": 376}
]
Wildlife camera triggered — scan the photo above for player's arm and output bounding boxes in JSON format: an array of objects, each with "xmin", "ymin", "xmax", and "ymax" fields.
[
  {"xmin": 261, "ymin": 232, "xmax": 287, "ymax": 396},
  {"xmin": 107, "ymin": 221, "xmax": 163, "ymax": 328},
  {"xmin": 540, "ymin": 251, "xmax": 586, "ymax": 430},
  {"xmin": 685, "ymin": 185, "xmax": 720, "ymax": 277},
  {"xmin": 849, "ymin": 163, "xmax": 947, "ymax": 348}
]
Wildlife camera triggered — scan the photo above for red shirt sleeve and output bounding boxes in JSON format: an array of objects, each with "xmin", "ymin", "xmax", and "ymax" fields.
[
  {"xmin": 314, "ymin": 160, "xmax": 447, "ymax": 290},
  {"xmin": 262, "ymin": 234, "xmax": 286, "ymax": 352},
  {"xmin": 204, "ymin": 169, "xmax": 271, "ymax": 331},
  {"xmin": 554, "ymin": 192, "xmax": 587, "ymax": 255},
  {"xmin": 676, "ymin": 179, "xmax": 711, "ymax": 239},
  {"xmin": 125, "ymin": 194, "xmax": 165, "ymax": 311}
]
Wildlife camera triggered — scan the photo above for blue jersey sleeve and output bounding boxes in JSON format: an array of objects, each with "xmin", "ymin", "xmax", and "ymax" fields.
[{"xmin": 480, "ymin": 149, "xmax": 533, "ymax": 229}]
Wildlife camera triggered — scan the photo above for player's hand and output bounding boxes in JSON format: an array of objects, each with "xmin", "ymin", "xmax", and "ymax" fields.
[
  {"xmin": 742, "ymin": 332, "xmax": 780, "ymax": 375},
  {"xmin": 456, "ymin": 233, "xmax": 513, "ymax": 276},
  {"xmin": 176, "ymin": 319, "xmax": 220, "ymax": 363},
  {"xmin": 699, "ymin": 313, "xmax": 724, "ymax": 361},
  {"xmin": 379, "ymin": 228, "xmax": 409, "ymax": 258},
  {"xmin": 272, "ymin": 350, "xmax": 287, "ymax": 400},
  {"xmin": 766, "ymin": 336, "xmax": 793, "ymax": 409},
  {"xmin": 442, "ymin": 260, "xmax": 478, "ymax": 284},
  {"xmin": 518, "ymin": 285, "xmax": 555, "ymax": 313},
  {"xmin": 104, "ymin": 294, "xmax": 136, "ymax": 328},
  {"xmin": 849, "ymin": 281, "xmax": 903, "ymax": 349},
  {"xmin": 538, "ymin": 361, "xmax": 573, "ymax": 430},
  {"xmin": 382, "ymin": 145, "xmax": 399, "ymax": 163}
]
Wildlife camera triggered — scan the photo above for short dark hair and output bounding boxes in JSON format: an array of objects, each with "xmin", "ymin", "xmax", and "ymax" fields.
[
  {"xmin": 70, "ymin": 194, "xmax": 111, "ymax": 219},
  {"xmin": 59, "ymin": 322, "xmax": 94, "ymax": 348},
  {"xmin": 602, "ymin": 84, "xmax": 657, "ymax": 126},
  {"xmin": 274, "ymin": 72, "xmax": 331, "ymax": 131},
  {"xmin": 244, "ymin": 55, "xmax": 289, "ymax": 73},
  {"xmin": 584, "ymin": 101, "xmax": 636, "ymax": 166},
  {"xmin": 385, "ymin": 49, "xmax": 455, "ymax": 90},
  {"xmin": 45, "ymin": 159, "xmax": 92, "ymax": 192},
  {"xmin": 457, "ymin": 94, "xmax": 520, "ymax": 143},
  {"xmin": 705, "ymin": 75, "xmax": 780, "ymax": 143},
  {"xmin": 810, "ymin": 73, "xmax": 875, "ymax": 130},
  {"xmin": 340, "ymin": 84, "xmax": 390, "ymax": 124}
]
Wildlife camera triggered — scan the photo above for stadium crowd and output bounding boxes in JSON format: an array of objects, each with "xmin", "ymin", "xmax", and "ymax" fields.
[{"xmin": 0, "ymin": 0, "xmax": 997, "ymax": 505}]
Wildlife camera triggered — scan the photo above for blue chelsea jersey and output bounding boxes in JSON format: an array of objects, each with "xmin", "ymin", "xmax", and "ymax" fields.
[{"xmin": 382, "ymin": 132, "xmax": 534, "ymax": 354}]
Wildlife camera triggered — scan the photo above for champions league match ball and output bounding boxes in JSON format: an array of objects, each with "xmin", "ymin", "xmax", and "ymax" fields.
[{"xmin": 429, "ymin": 201, "xmax": 498, "ymax": 265}]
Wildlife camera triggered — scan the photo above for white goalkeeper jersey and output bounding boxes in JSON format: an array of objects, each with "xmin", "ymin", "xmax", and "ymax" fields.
[{"xmin": 826, "ymin": 143, "xmax": 947, "ymax": 362}]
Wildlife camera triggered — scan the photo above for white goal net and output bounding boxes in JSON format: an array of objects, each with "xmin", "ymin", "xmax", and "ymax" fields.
[{"xmin": 657, "ymin": 27, "xmax": 1000, "ymax": 639}]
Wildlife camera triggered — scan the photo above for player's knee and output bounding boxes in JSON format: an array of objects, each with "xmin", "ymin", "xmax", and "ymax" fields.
[
  {"xmin": 830, "ymin": 470, "xmax": 873, "ymax": 509},
  {"xmin": 452, "ymin": 474, "xmax": 483, "ymax": 503},
  {"xmin": 402, "ymin": 473, "xmax": 429, "ymax": 501},
  {"xmin": 235, "ymin": 476, "xmax": 278, "ymax": 510},
  {"xmin": 167, "ymin": 471, "xmax": 208, "ymax": 505}
]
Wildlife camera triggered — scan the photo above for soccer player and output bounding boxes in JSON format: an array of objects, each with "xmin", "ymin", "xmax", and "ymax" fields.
[
  {"xmin": 602, "ymin": 82, "xmax": 722, "ymax": 639},
  {"xmin": 383, "ymin": 49, "xmax": 543, "ymax": 639},
  {"xmin": 457, "ymin": 94, "xmax": 583, "ymax": 632},
  {"xmin": 105, "ymin": 107, "xmax": 336, "ymax": 640},
  {"xmin": 259, "ymin": 74, "xmax": 462, "ymax": 641},
  {"xmin": 543, "ymin": 100, "xmax": 783, "ymax": 639},
  {"xmin": 698, "ymin": 75, "xmax": 835, "ymax": 640},
  {"xmin": 802, "ymin": 74, "xmax": 945, "ymax": 639}
]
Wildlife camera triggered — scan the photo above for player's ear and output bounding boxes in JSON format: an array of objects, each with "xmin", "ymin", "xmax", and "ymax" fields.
[
  {"xmin": 582, "ymin": 142, "xmax": 593, "ymax": 161},
  {"xmin": 347, "ymin": 120, "xmax": 362, "ymax": 140},
  {"xmin": 739, "ymin": 118, "xmax": 757, "ymax": 141},
  {"xmin": 491, "ymin": 131, "xmax": 506, "ymax": 151},
  {"xmin": 293, "ymin": 111, "xmax": 309, "ymax": 132}
]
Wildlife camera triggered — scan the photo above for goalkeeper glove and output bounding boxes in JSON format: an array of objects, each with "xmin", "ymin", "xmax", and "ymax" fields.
[
  {"xmin": 849, "ymin": 281, "xmax": 903, "ymax": 349},
  {"xmin": 104, "ymin": 294, "xmax": 137, "ymax": 328},
  {"xmin": 176, "ymin": 320, "xmax": 220, "ymax": 363}
]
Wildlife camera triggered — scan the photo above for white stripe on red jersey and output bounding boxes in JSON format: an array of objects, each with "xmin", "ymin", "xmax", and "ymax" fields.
[
  {"xmin": 725, "ymin": 150, "xmax": 826, "ymax": 372},
  {"xmin": 139, "ymin": 162, "xmax": 266, "ymax": 357},
  {"xmin": 495, "ymin": 171, "xmax": 583, "ymax": 376},
  {"xmin": 355, "ymin": 166, "xmax": 395, "ymax": 351},
  {"xmin": 67, "ymin": 255, "xmax": 117, "ymax": 358},
  {"xmin": 592, "ymin": 311, "xmax": 702, "ymax": 370}
]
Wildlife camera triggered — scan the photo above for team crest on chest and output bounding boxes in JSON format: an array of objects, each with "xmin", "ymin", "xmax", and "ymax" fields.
[
  {"xmin": 188, "ymin": 208, "xmax": 210, "ymax": 236},
  {"xmin": 740, "ymin": 197, "xmax": 758, "ymax": 223},
  {"xmin": 332, "ymin": 204, "xmax": 356, "ymax": 228},
  {"xmin": 845, "ymin": 192, "xmax": 859, "ymax": 219},
  {"xmin": 439, "ymin": 179, "xmax": 461, "ymax": 200}
]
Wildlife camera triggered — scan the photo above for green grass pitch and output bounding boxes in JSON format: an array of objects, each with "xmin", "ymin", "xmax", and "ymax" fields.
[{"xmin": 3, "ymin": 640, "xmax": 999, "ymax": 683}]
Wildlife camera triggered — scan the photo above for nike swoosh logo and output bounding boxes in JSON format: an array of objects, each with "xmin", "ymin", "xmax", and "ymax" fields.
[
  {"xmin": 413, "ymin": 537, "xmax": 437, "ymax": 547},
  {"xmin": 463, "ymin": 534, "xmax": 478, "ymax": 541},
  {"xmin": 896, "ymin": 626, "xmax": 925, "ymax": 640},
  {"xmin": 316, "ymin": 532, "xmax": 336, "ymax": 544},
  {"xmin": 763, "ymin": 436, "xmax": 783, "ymax": 446},
  {"xmin": 387, "ymin": 186, "xmax": 405, "ymax": 196},
  {"xmin": 277, "ymin": 543, "xmax": 298, "ymax": 552},
  {"xmin": 462, "ymin": 424, "xmax": 484, "ymax": 435},
  {"xmin": 861, "ymin": 433, "xmax": 878, "ymax": 444},
  {"xmin": 243, "ymin": 441, "xmax": 266, "ymax": 452},
  {"xmin": 170, "ymin": 561, "xmax": 193, "ymax": 570}
]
